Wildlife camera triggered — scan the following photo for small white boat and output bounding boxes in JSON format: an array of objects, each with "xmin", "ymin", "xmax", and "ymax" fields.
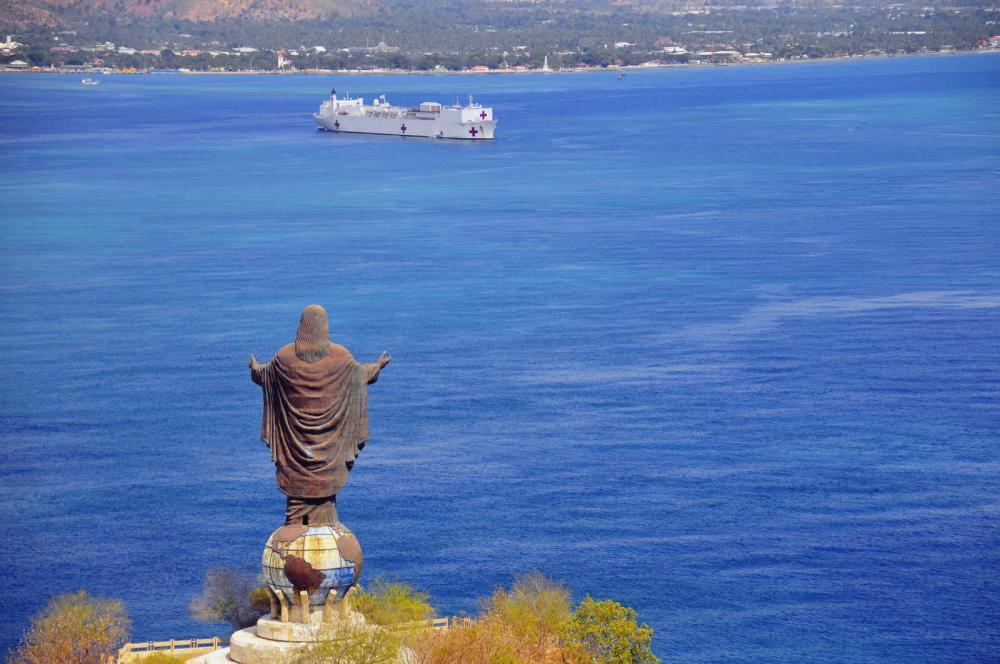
[{"xmin": 81, "ymin": 78, "xmax": 99, "ymax": 86}]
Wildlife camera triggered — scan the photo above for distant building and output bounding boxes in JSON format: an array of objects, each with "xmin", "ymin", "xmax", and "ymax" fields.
[
  {"xmin": 371, "ymin": 40, "xmax": 399, "ymax": 54},
  {"xmin": 234, "ymin": 47, "xmax": 258, "ymax": 54},
  {"xmin": 0, "ymin": 35, "xmax": 22, "ymax": 53},
  {"xmin": 6, "ymin": 60, "xmax": 29, "ymax": 68},
  {"xmin": 345, "ymin": 40, "xmax": 400, "ymax": 55}
]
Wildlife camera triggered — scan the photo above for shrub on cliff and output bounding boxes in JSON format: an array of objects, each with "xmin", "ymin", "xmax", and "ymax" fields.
[
  {"xmin": 488, "ymin": 571, "xmax": 574, "ymax": 643},
  {"xmin": 140, "ymin": 654, "xmax": 187, "ymax": 663},
  {"xmin": 354, "ymin": 578, "xmax": 436, "ymax": 626},
  {"xmin": 189, "ymin": 567, "xmax": 269, "ymax": 630},
  {"xmin": 290, "ymin": 620, "xmax": 401, "ymax": 664},
  {"xmin": 562, "ymin": 596, "xmax": 659, "ymax": 664},
  {"xmin": 407, "ymin": 572, "xmax": 579, "ymax": 664},
  {"xmin": 7, "ymin": 590, "xmax": 131, "ymax": 664},
  {"xmin": 408, "ymin": 573, "xmax": 660, "ymax": 664}
]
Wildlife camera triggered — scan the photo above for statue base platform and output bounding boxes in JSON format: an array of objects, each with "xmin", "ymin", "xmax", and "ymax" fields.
[
  {"xmin": 255, "ymin": 609, "xmax": 366, "ymax": 642},
  {"xmin": 187, "ymin": 611, "xmax": 370, "ymax": 664},
  {"xmin": 229, "ymin": 625, "xmax": 302, "ymax": 664},
  {"xmin": 187, "ymin": 647, "xmax": 234, "ymax": 663},
  {"xmin": 186, "ymin": 627, "xmax": 304, "ymax": 664}
]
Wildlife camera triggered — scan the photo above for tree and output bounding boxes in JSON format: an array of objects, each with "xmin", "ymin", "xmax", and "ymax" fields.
[
  {"xmin": 189, "ymin": 567, "xmax": 270, "ymax": 630},
  {"xmin": 7, "ymin": 590, "xmax": 130, "ymax": 664},
  {"xmin": 562, "ymin": 597, "xmax": 659, "ymax": 664},
  {"xmin": 487, "ymin": 571, "xmax": 573, "ymax": 645}
]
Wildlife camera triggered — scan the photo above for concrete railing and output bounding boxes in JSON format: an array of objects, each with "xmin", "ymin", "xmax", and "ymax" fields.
[
  {"xmin": 118, "ymin": 616, "xmax": 474, "ymax": 661},
  {"xmin": 116, "ymin": 636, "xmax": 227, "ymax": 662},
  {"xmin": 387, "ymin": 616, "xmax": 474, "ymax": 632}
]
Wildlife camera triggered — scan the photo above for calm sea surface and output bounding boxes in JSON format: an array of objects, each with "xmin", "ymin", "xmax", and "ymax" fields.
[{"xmin": 1, "ymin": 55, "xmax": 999, "ymax": 662}]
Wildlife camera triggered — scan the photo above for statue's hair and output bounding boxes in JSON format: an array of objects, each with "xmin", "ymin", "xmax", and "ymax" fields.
[{"xmin": 295, "ymin": 304, "xmax": 331, "ymax": 362}]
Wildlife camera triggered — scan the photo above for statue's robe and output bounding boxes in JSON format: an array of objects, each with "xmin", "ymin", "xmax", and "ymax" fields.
[{"xmin": 251, "ymin": 343, "xmax": 381, "ymax": 499}]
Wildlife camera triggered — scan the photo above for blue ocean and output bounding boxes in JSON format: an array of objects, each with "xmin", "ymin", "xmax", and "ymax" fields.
[{"xmin": 1, "ymin": 54, "xmax": 998, "ymax": 662}]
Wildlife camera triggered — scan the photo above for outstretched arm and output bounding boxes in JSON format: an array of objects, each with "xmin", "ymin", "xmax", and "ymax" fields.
[
  {"xmin": 362, "ymin": 351, "xmax": 392, "ymax": 384},
  {"xmin": 249, "ymin": 354, "xmax": 268, "ymax": 385}
]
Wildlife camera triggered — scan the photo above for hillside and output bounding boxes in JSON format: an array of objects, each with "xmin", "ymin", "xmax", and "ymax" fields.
[
  {"xmin": 7, "ymin": 0, "xmax": 991, "ymax": 29},
  {"xmin": 7, "ymin": 0, "xmax": 376, "ymax": 24},
  {"xmin": 2, "ymin": 0, "xmax": 996, "ymax": 68}
]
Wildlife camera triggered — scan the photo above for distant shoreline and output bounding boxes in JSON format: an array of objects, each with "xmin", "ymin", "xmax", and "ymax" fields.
[{"xmin": 2, "ymin": 48, "xmax": 995, "ymax": 76}]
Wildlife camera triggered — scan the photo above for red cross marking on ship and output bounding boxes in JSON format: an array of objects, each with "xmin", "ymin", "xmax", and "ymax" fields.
[
  {"xmin": 480, "ymin": 110, "xmax": 488, "ymax": 119},
  {"xmin": 400, "ymin": 124, "xmax": 407, "ymax": 133},
  {"xmin": 469, "ymin": 126, "xmax": 479, "ymax": 137}
]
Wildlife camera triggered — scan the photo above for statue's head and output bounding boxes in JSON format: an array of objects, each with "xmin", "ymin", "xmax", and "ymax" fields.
[{"xmin": 295, "ymin": 304, "xmax": 330, "ymax": 362}]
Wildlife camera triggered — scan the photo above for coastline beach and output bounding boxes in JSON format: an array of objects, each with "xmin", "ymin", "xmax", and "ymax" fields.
[{"xmin": 2, "ymin": 48, "xmax": 995, "ymax": 76}]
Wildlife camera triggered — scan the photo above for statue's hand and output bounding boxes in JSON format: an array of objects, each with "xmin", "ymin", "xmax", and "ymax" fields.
[
  {"xmin": 249, "ymin": 353, "xmax": 259, "ymax": 370},
  {"xmin": 378, "ymin": 351, "xmax": 392, "ymax": 369}
]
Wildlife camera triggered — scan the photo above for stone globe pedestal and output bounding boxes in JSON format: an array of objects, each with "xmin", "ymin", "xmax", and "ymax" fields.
[{"xmin": 189, "ymin": 522, "xmax": 365, "ymax": 664}]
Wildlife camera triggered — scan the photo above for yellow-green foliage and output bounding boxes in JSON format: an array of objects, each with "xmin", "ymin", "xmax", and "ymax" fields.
[
  {"xmin": 408, "ymin": 613, "xmax": 577, "ymax": 664},
  {"xmin": 353, "ymin": 578, "xmax": 436, "ymax": 626},
  {"xmin": 7, "ymin": 590, "xmax": 131, "ymax": 664},
  {"xmin": 487, "ymin": 571, "xmax": 573, "ymax": 643},
  {"xmin": 409, "ymin": 575, "xmax": 660, "ymax": 664},
  {"xmin": 406, "ymin": 573, "xmax": 580, "ymax": 664},
  {"xmin": 139, "ymin": 654, "xmax": 187, "ymax": 663},
  {"xmin": 290, "ymin": 622, "xmax": 400, "ymax": 664},
  {"xmin": 12, "ymin": 574, "xmax": 659, "ymax": 664},
  {"xmin": 561, "ymin": 596, "xmax": 659, "ymax": 664}
]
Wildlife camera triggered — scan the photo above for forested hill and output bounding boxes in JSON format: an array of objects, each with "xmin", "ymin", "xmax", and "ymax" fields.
[
  {"xmin": 2, "ymin": 0, "xmax": 997, "ymax": 67},
  {"xmin": 5, "ymin": 0, "xmax": 994, "ymax": 31}
]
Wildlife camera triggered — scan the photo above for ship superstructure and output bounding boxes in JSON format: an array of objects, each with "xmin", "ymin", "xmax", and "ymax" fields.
[{"xmin": 314, "ymin": 90, "xmax": 496, "ymax": 140}]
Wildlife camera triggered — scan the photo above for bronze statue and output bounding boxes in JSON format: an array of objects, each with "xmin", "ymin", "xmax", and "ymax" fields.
[{"xmin": 250, "ymin": 304, "xmax": 390, "ymax": 527}]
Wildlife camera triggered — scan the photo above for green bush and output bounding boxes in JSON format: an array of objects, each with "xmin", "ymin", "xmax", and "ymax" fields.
[
  {"xmin": 353, "ymin": 578, "xmax": 435, "ymax": 626},
  {"xmin": 561, "ymin": 596, "xmax": 659, "ymax": 664},
  {"xmin": 290, "ymin": 621, "xmax": 401, "ymax": 664},
  {"xmin": 486, "ymin": 572, "xmax": 573, "ymax": 644},
  {"xmin": 7, "ymin": 590, "xmax": 131, "ymax": 664},
  {"xmin": 139, "ymin": 654, "xmax": 187, "ymax": 663}
]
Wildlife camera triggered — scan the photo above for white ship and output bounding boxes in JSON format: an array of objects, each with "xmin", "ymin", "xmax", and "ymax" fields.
[{"xmin": 314, "ymin": 89, "xmax": 495, "ymax": 140}]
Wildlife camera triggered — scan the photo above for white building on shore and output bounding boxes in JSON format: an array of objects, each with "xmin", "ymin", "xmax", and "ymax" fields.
[{"xmin": 1, "ymin": 35, "xmax": 23, "ymax": 53}]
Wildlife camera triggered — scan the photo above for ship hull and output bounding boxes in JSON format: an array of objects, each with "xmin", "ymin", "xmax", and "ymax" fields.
[
  {"xmin": 315, "ymin": 114, "xmax": 494, "ymax": 140},
  {"xmin": 313, "ymin": 92, "xmax": 496, "ymax": 141}
]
